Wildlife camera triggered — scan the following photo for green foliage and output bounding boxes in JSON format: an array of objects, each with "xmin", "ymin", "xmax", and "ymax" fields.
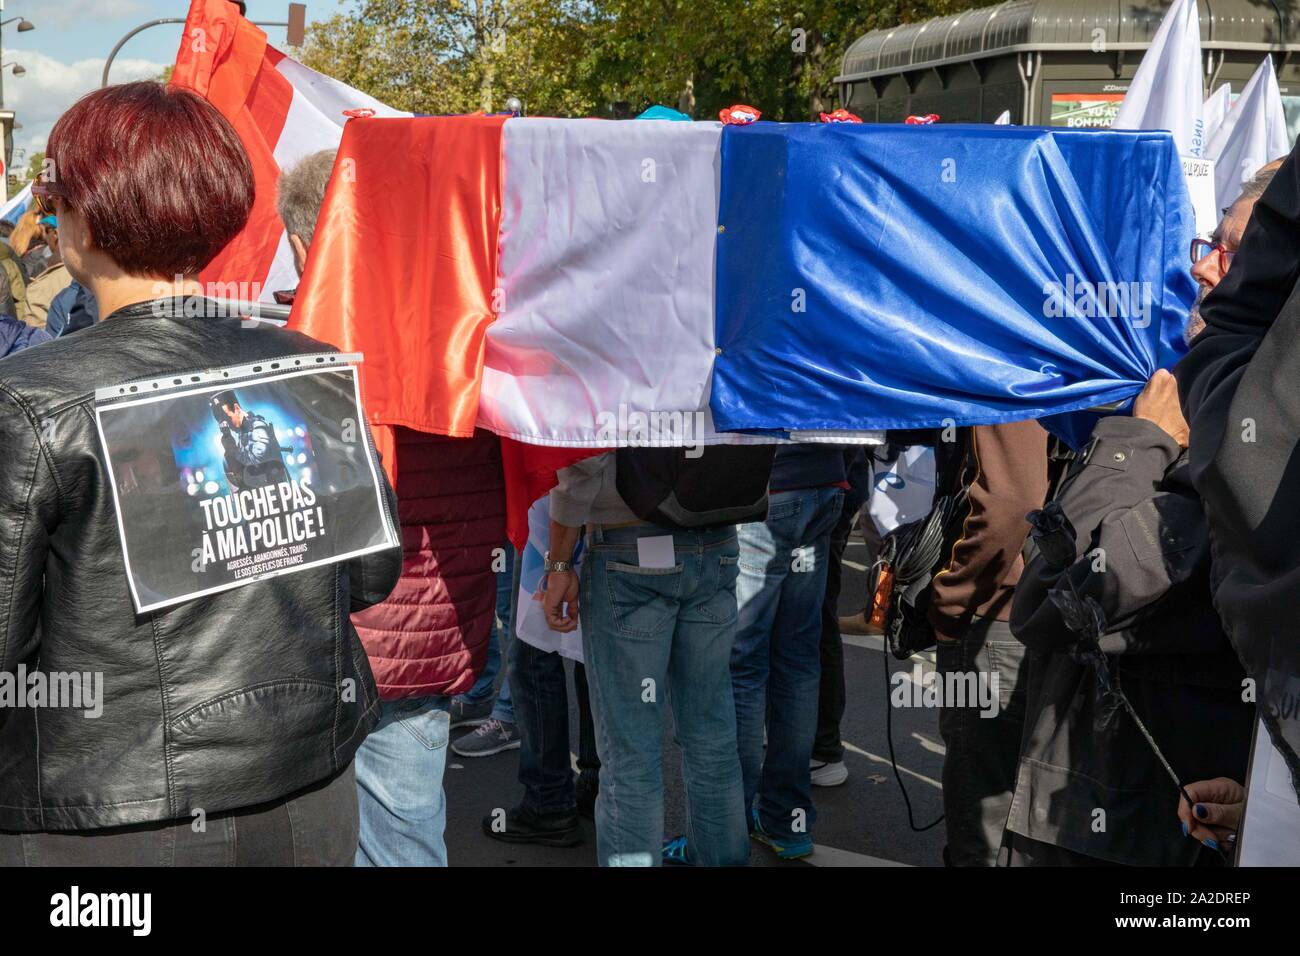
[
  {"xmin": 301, "ymin": 0, "xmax": 599, "ymax": 116},
  {"xmin": 301, "ymin": 0, "xmax": 998, "ymax": 120}
]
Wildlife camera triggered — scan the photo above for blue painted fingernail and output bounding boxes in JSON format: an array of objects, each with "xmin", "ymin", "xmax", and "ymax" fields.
[
  {"xmin": 1195, "ymin": 804, "xmax": 1208, "ymax": 819},
  {"xmin": 1181, "ymin": 822, "xmax": 1189, "ymax": 836},
  {"xmin": 1205, "ymin": 838, "xmax": 1220, "ymax": 850}
]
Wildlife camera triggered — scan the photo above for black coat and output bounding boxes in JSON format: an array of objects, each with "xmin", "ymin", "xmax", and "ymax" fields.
[
  {"xmin": 0, "ymin": 298, "xmax": 400, "ymax": 831},
  {"xmin": 1009, "ymin": 416, "xmax": 1253, "ymax": 865},
  {"xmin": 1179, "ymin": 140, "xmax": 1300, "ymax": 801}
]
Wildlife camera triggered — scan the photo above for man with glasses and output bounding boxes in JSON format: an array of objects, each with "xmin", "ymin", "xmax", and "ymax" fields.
[{"xmin": 1187, "ymin": 159, "xmax": 1284, "ymax": 342}]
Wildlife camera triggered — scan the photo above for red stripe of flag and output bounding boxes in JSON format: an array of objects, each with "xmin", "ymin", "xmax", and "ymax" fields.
[{"xmin": 171, "ymin": 0, "xmax": 293, "ymax": 296}]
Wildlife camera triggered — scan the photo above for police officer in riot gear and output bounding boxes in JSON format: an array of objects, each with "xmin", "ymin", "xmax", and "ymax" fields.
[{"xmin": 210, "ymin": 390, "xmax": 290, "ymax": 490}]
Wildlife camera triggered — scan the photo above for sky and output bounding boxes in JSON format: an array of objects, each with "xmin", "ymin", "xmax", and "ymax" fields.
[{"xmin": 3, "ymin": 0, "xmax": 359, "ymax": 166}]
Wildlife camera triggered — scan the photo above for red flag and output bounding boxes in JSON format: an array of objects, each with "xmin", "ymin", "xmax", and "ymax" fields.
[
  {"xmin": 171, "ymin": 0, "xmax": 290, "ymax": 299},
  {"xmin": 172, "ymin": 0, "xmax": 408, "ymax": 301},
  {"xmin": 291, "ymin": 115, "xmax": 506, "ymax": 443}
]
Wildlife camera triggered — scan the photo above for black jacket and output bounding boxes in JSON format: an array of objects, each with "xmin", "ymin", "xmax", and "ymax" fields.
[
  {"xmin": 1179, "ymin": 140, "xmax": 1300, "ymax": 800},
  {"xmin": 0, "ymin": 298, "xmax": 400, "ymax": 831},
  {"xmin": 1008, "ymin": 416, "xmax": 1253, "ymax": 865}
]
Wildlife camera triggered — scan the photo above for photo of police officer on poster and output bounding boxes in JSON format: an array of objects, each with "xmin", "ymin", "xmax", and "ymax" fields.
[{"xmin": 94, "ymin": 357, "xmax": 396, "ymax": 613}]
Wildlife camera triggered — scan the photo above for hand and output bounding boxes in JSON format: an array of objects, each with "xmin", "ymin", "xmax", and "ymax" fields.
[
  {"xmin": 543, "ymin": 570, "xmax": 580, "ymax": 633},
  {"xmin": 1177, "ymin": 777, "xmax": 1245, "ymax": 851},
  {"xmin": 1133, "ymin": 369, "xmax": 1189, "ymax": 447}
]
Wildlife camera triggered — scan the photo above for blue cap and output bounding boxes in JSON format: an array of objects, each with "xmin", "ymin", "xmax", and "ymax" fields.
[{"xmin": 38, "ymin": 215, "xmax": 57, "ymax": 228}]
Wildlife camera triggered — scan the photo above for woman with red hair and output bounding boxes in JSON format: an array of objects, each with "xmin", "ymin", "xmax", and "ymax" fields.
[{"xmin": 0, "ymin": 82, "xmax": 400, "ymax": 866}]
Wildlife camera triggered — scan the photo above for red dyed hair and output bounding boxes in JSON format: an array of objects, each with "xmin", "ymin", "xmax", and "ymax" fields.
[{"xmin": 44, "ymin": 81, "xmax": 254, "ymax": 277}]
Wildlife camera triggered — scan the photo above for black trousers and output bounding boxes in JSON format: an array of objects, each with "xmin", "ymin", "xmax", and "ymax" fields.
[
  {"xmin": 936, "ymin": 618, "xmax": 1028, "ymax": 867},
  {"xmin": 509, "ymin": 634, "xmax": 600, "ymax": 815},
  {"xmin": 0, "ymin": 763, "xmax": 359, "ymax": 867},
  {"xmin": 813, "ymin": 499, "xmax": 882, "ymax": 762}
]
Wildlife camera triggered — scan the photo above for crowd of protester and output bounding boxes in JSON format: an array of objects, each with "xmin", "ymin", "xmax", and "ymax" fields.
[{"xmin": 0, "ymin": 80, "xmax": 1293, "ymax": 867}]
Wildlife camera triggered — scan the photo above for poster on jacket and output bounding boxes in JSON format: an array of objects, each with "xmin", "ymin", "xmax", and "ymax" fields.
[{"xmin": 94, "ymin": 356, "xmax": 396, "ymax": 613}]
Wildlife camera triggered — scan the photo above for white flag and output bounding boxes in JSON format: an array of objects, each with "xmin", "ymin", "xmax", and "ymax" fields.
[
  {"xmin": 0, "ymin": 182, "xmax": 30, "ymax": 225},
  {"xmin": 1113, "ymin": 0, "xmax": 1206, "ymax": 158},
  {"xmin": 1206, "ymin": 57, "xmax": 1291, "ymax": 208},
  {"xmin": 1203, "ymin": 83, "xmax": 1232, "ymax": 142}
]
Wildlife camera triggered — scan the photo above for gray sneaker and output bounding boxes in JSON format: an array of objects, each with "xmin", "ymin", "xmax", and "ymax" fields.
[
  {"xmin": 449, "ymin": 696, "xmax": 495, "ymax": 729},
  {"xmin": 452, "ymin": 717, "xmax": 521, "ymax": 758}
]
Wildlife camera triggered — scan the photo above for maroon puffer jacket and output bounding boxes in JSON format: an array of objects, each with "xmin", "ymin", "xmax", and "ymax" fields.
[{"xmin": 352, "ymin": 427, "xmax": 506, "ymax": 699}]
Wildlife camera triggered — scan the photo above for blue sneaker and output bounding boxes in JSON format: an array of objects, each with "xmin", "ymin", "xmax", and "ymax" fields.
[
  {"xmin": 662, "ymin": 835, "xmax": 693, "ymax": 866},
  {"xmin": 749, "ymin": 806, "xmax": 813, "ymax": 861}
]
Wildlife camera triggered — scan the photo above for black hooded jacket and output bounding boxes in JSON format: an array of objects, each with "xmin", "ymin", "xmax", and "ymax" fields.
[{"xmin": 1178, "ymin": 140, "xmax": 1300, "ymax": 803}]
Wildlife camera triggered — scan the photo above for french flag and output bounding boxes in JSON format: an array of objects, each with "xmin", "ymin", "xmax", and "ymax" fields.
[{"xmin": 171, "ymin": 1, "xmax": 1198, "ymax": 547}]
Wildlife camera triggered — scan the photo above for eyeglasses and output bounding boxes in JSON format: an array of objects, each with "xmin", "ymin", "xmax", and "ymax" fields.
[
  {"xmin": 31, "ymin": 182, "xmax": 60, "ymax": 218},
  {"xmin": 1190, "ymin": 237, "xmax": 1234, "ymax": 269}
]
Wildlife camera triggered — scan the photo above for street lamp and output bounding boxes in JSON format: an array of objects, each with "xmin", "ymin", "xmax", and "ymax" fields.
[
  {"xmin": 0, "ymin": 15, "xmax": 32, "ymax": 201},
  {"xmin": 0, "ymin": 16, "xmax": 34, "ymax": 109},
  {"xmin": 103, "ymin": 5, "xmax": 306, "ymax": 87}
]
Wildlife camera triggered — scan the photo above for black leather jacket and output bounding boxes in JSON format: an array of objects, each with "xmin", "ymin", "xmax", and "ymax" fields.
[{"xmin": 0, "ymin": 298, "xmax": 400, "ymax": 831}]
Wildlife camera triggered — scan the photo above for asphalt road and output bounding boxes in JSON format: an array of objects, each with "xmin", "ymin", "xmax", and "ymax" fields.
[{"xmin": 444, "ymin": 533, "xmax": 947, "ymax": 867}]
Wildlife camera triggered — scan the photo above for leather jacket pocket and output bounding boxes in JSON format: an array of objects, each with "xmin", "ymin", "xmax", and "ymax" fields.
[{"xmin": 167, "ymin": 679, "xmax": 341, "ymax": 809}]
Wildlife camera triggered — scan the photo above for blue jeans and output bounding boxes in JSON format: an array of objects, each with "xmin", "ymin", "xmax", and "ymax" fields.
[
  {"xmin": 733, "ymin": 487, "xmax": 844, "ymax": 840},
  {"xmin": 490, "ymin": 654, "xmax": 515, "ymax": 724},
  {"xmin": 354, "ymin": 695, "xmax": 451, "ymax": 866},
  {"xmin": 581, "ymin": 523, "xmax": 749, "ymax": 867},
  {"xmin": 458, "ymin": 544, "xmax": 515, "ymax": 724}
]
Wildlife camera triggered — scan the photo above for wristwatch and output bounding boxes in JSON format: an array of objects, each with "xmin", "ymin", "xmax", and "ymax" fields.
[{"xmin": 543, "ymin": 551, "xmax": 573, "ymax": 573}]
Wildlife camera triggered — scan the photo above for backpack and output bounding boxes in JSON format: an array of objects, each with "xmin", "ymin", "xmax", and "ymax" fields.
[{"xmin": 615, "ymin": 444, "xmax": 777, "ymax": 530}]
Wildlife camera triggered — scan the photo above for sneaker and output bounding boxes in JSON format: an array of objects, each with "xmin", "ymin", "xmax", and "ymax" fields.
[
  {"xmin": 810, "ymin": 758, "xmax": 849, "ymax": 787},
  {"xmin": 452, "ymin": 717, "xmax": 521, "ymax": 757},
  {"xmin": 449, "ymin": 696, "xmax": 495, "ymax": 729},
  {"xmin": 662, "ymin": 835, "xmax": 692, "ymax": 865},
  {"xmin": 749, "ymin": 806, "xmax": 814, "ymax": 861},
  {"xmin": 482, "ymin": 803, "xmax": 581, "ymax": 847}
]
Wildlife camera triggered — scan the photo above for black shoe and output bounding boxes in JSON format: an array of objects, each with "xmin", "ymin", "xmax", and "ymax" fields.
[
  {"xmin": 482, "ymin": 803, "xmax": 582, "ymax": 847},
  {"xmin": 575, "ymin": 772, "xmax": 599, "ymax": 821}
]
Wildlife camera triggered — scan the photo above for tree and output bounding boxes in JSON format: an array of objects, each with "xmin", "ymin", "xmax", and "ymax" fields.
[
  {"xmin": 301, "ymin": 0, "xmax": 599, "ymax": 117},
  {"xmin": 300, "ymin": 0, "xmax": 998, "ymax": 121},
  {"xmin": 584, "ymin": 0, "xmax": 998, "ymax": 121}
]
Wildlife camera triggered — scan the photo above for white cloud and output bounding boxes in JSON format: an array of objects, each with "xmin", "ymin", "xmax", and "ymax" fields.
[{"xmin": 6, "ymin": 49, "xmax": 167, "ymax": 162}]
